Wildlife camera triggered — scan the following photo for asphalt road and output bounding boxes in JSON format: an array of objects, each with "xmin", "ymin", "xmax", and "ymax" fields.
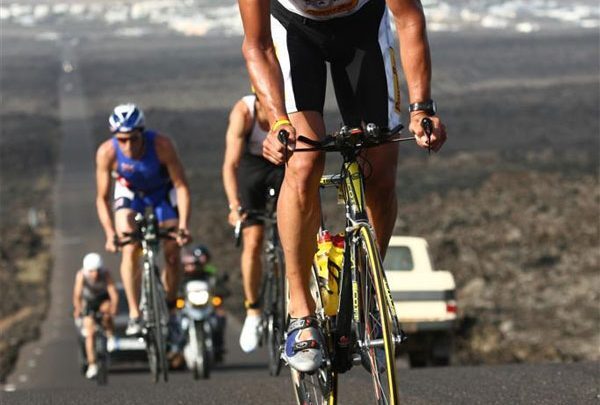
[{"xmin": 1, "ymin": 6, "xmax": 599, "ymax": 405}]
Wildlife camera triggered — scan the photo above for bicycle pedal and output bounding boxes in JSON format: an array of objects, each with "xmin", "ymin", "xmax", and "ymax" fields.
[{"xmin": 351, "ymin": 353, "xmax": 362, "ymax": 366}]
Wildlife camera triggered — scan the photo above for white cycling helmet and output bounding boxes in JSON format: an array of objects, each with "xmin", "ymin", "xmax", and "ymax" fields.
[
  {"xmin": 108, "ymin": 103, "xmax": 145, "ymax": 133},
  {"xmin": 82, "ymin": 252, "xmax": 103, "ymax": 272}
]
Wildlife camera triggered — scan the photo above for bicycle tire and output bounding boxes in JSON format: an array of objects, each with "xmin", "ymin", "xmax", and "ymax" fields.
[
  {"xmin": 290, "ymin": 265, "xmax": 337, "ymax": 405},
  {"xmin": 96, "ymin": 332, "xmax": 109, "ymax": 386},
  {"xmin": 267, "ymin": 247, "xmax": 286, "ymax": 376},
  {"xmin": 150, "ymin": 267, "xmax": 169, "ymax": 382},
  {"xmin": 356, "ymin": 227, "xmax": 399, "ymax": 405},
  {"xmin": 143, "ymin": 267, "xmax": 160, "ymax": 383},
  {"xmin": 191, "ymin": 321, "xmax": 210, "ymax": 379}
]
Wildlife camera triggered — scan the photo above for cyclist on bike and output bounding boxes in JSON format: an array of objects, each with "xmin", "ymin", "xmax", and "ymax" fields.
[
  {"xmin": 222, "ymin": 93, "xmax": 284, "ymax": 352},
  {"xmin": 72, "ymin": 252, "xmax": 118, "ymax": 379},
  {"xmin": 238, "ymin": 0, "xmax": 447, "ymax": 372},
  {"xmin": 95, "ymin": 103, "xmax": 191, "ymax": 336},
  {"xmin": 181, "ymin": 244, "xmax": 228, "ymax": 362}
]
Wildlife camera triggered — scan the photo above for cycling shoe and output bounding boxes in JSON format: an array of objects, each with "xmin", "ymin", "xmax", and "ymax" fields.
[
  {"xmin": 125, "ymin": 317, "xmax": 142, "ymax": 336},
  {"xmin": 283, "ymin": 317, "xmax": 323, "ymax": 373}
]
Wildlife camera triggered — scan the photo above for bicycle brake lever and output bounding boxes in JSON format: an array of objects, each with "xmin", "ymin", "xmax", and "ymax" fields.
[
  {"xmin": 277, "ymin": 129, "xmax": 289, "ymax": 164},
  {"xmin": 421, "ymin": 117, "xmax": 433, "ymax": 155}
]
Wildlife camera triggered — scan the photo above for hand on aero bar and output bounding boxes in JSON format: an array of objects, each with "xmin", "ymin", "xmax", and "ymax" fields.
[
  {"xmin": 263, "ymin": 121, "xmax": 296, "ymax": 166},
  {"xmin": 409, "ymin": 113, "xmax": 447, "ymax": 153}
]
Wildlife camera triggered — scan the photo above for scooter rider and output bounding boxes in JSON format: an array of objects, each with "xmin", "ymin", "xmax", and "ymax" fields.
[{"xmin": 181, "ymin": 245, "xmax": 228, "ymax": 362}]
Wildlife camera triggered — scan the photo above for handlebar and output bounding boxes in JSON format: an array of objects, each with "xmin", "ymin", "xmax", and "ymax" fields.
[
  {"xmin": 114, "ymin": 226, "xmax": 178, "ymax": 247},
  {"xmin": 288, "ymin": 123, "xmax": 408, "ymax": 153},
  {"xmin": 278, "ymin": 119, "xmax": 435, "ymax": 154}
]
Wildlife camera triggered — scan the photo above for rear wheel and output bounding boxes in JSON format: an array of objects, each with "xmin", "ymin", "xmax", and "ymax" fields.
[
  {"xmin": 357, "ymin": 229, "xmax": 399, "ymax": 405},
  {"xmin": 267, "ymin": 249, "xmax": 286, "ymax": 376}
]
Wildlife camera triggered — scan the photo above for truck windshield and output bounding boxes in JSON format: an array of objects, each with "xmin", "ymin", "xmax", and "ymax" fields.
[{"xmin": 383, "ymin": 246, "xmax": 414, "ymax": 271}]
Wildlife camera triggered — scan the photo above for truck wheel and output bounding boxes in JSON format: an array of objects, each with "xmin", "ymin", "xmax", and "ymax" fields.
[
  {"xmin": 432, "ymin": 356, "xmax": 449, "ymax": 366},
  {"xmin": 408, "ymin": 351, "xmax": 428, "ymax": 368}
]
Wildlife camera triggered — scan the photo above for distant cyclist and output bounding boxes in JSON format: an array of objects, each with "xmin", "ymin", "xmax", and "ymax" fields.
[
  {"xmin": 238, "ymin": 0, "xmax": 447, "ymax": 372},
  {"xmin": 95, "ymin": 103, "xmax": 191, "ymax": 336},
  {"xmin": 223, "ymin": 93, "xmax": 284, "ymax": 352},
  {"xmin": 72, "ymin": 252, "xmax": 118, "ymax": 379}
]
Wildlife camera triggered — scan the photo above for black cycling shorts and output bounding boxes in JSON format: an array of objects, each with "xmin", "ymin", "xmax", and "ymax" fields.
[
  {"xmin": 270, "ymin": 0, "xmax": 402, "ymax": 128},
  {"xmin": 238, "ymin": 153, "xmax": 284, "ymax": 227},
  {"xmin": 82, "ymin": 292, "xmax": 110, "ymax": 316}
]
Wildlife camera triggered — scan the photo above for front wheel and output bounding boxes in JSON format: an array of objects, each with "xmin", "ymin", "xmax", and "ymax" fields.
[
  {"xmin": 145, "ymin": 265, "xmax": 169, "ymax": 383},
  {"xmin": 357, "ymin": 228, "xmax": 399, "ymax": 405},
  {"xmin": 190, "ymin": 321, "xmax": 210, "ymax": 379},
  {"xmin": 94, "ymin": 332, "xmax": 109, "ymax": 386}
]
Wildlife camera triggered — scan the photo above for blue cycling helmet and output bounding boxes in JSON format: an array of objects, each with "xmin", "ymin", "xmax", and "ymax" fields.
[{"xmin": 109, "ymin": 103, "xmax": 145, "ymax": 133}]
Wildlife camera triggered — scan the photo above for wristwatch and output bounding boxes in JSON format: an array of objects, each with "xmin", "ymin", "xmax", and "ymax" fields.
[{"xmin": 408, "ymin": 99, "xmax": 437, "ymax": 116}]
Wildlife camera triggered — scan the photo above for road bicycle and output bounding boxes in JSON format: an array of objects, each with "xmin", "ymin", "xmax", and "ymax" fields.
[
  {"xmin": 235, "ymin": 187, "xmax": 287, "ymax": 376},
  {"xmin": 280, "ymin": 122, "xmax": 427, "ymax": 405},
  {"xmin": 117, "ymin": 212, "xmax": 175, "ymax": 383}
]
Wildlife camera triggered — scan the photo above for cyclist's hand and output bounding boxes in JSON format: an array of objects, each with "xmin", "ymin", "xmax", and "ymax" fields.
[
  {"xmin": 176, "ymin": 228, "xmax": 191, "ymax": 246},
  {"xmin": 105, "ymin": 232, "xmax": 118, "ymax": 253},
  {"xmin": 263, "ymin": 123, "xmax": 296, "ymax": 165},
  {"xmin": 409, "ymin": 113, "xmax": 447, "ymax": 152},
  {"xmin": 228, "ymin": 207, "xmax": 245, "ymax": 227}
]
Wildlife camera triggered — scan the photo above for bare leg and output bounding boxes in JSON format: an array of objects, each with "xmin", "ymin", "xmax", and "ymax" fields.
[
  {"xmin": 99, "ymin": 300, "xmax": 114, "ymax": 336},
  {"xmin": 362, "ymin": 142, "xmax": 399, "ymax": 257},
  {"xmin": 279, "ymin": 111, "xmax": 325, "ymax": 318},
  {"xmin": 115, "ymin": 209, "xmax": 141, "ymax": 319},
  {"xmin": 162, "ymin": 231, "xmax": 181, "ymax": 302},
  {"xmin": 84, "ymin": 316, "xmax": 96, "ymax": 364},
  {"xmin": 241, "ymin": 224, "xmax": 264, "ymax": 316}
]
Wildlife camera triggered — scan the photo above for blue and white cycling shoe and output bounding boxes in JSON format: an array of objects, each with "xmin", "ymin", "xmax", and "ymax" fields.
[{"xmin": 283, "ymin": 317, "xmax": 323, "ymax": 373}]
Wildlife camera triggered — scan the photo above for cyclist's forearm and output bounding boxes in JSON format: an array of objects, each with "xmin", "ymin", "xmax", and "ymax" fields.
[
  {"xmin": 242, "ymin": 45, "xmax": 288, "ymax": 124},
  {"xmin": 96, "ymin": 197, "xmax": 115, "ymax": 236},
  {"xmin": 222, "ymin": 164, "xmax": 241, "ymax": 209},
  {"xmin": 176, "ymin": 186, "xmax": 191, "ymax": 229},
  {"xmin": 394, "ymin": 11, "xmax": 432, "ymax": 103}
]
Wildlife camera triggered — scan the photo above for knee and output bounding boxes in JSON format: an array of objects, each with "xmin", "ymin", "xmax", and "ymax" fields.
[
  {"xmin": 164, "ymin": 249, "xmax": 179, "ymax": 267},
  {"xmin": 121, "ymin": 245, "xmax": 138, "ymax": 262},
  {"xmin": 284, "ymin": 154, "xmax": 324, "ymax": 200},
  {"xmin": 84, "ymin": 317, "xmax": 94, "ymax": 332},
  {"xmin": 242, "ymin": 235, "xmax": 262, "ymax": 259},
  {"xmin": 99, "ymin": 301, "xmax": 110, "ymax": 313}
]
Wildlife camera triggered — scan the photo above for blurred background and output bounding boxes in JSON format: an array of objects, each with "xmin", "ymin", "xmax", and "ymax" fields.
[{"xmin": 1, "ymin": 0, "xmax": 598, "ymax": 386}]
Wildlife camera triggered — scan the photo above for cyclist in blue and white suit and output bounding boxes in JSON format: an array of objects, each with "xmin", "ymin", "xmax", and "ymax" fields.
[
  {"xmin": 238, "ymin": 0, "xmax": 448, "ymax": 372},
  {"xmin": 95, "ymin": 103, "xmax": 191, "ymax": 335}
]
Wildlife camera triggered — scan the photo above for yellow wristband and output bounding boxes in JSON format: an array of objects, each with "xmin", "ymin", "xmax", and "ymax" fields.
[{"xmin": 271, "ymin": 118, "xmax": 291, "ymax": 132}]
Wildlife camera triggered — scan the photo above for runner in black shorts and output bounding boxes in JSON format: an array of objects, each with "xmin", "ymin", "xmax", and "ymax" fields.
[
  {"xmin": 222, "ymin": 93, "xmax": 284, "ymax": 353},
  {"xmin": 238, "ymin": 0, "xmax": 447, "ymax": 371}
]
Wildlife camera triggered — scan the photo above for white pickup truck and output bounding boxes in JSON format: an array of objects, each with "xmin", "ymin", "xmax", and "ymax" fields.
[{"xmin": 383, "ymin": 236, "xmax": 457, "ymax": 367}]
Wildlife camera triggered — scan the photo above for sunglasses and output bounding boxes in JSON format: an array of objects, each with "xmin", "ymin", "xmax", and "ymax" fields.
[{"xmin": 116, "ymin": 134, "xmax": 141, "ymax": 144}]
